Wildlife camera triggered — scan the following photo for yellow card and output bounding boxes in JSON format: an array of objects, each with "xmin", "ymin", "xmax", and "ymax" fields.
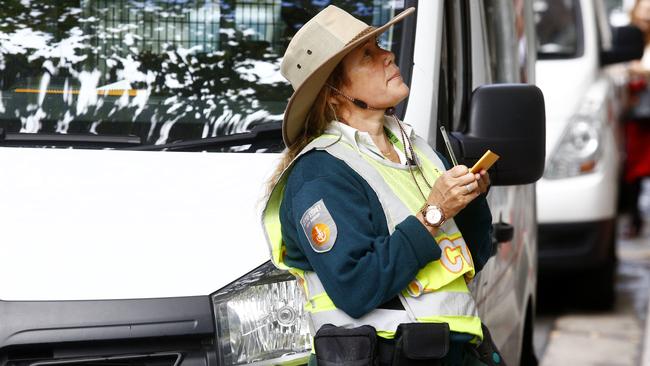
[{"xmin": 470, "ymin": 150, "xmax": 500, "ymax": 174}]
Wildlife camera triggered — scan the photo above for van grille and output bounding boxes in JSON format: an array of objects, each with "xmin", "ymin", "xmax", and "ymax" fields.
[{"xmin": 27, "ymin": 353, "xmax": 181, "ymax": 366}]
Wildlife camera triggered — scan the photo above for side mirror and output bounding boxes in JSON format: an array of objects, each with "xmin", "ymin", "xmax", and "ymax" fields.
[
  {"xmin": 449, "ymin": 84, "xmax": 545, "ymax": 186},
  {"xmin": 601, "ymin": 25, "xmax": 645, "ymax": 66}
]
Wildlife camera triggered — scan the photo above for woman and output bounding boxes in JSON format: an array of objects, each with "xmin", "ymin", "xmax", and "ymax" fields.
[
  {"xmin": 262, "ymin": 5, "xmax": 499, "ymax": 366},
  {"xmin": 622, "ymin": 0, "xmax": 650, "ymax": 237}
]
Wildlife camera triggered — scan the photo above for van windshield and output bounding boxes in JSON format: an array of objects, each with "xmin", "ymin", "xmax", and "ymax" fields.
[
  {"xmin": 0, "ymin": 0, "xmax": 411, "ymax": 151},
  {"xmin": 534, "ymin": 0, "xmax": 582, "ymax": 59}
]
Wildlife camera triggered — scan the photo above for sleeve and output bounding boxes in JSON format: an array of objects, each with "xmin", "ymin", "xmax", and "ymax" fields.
[
  {"xmin": 289, "ymin": 172, "xmax": 441, "ymax": 319},
  {"xmin": 434, "ymin": 151, "xmax": 494, "ymax": 272}
]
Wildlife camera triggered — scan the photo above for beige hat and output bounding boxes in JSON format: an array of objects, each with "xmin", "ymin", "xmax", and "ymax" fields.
[{"xmin": 280, "ymin": 5, "xmax": 415, "ymax": 146}]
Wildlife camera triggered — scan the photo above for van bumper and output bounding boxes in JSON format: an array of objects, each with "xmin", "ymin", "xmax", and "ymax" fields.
[
  {"xmin": 0, "ymin": 297, "xmax": 217, "ymax": 366},
  {"xmin": 538, "ymin": 218, "xmax": 616, "ymax": 272}
]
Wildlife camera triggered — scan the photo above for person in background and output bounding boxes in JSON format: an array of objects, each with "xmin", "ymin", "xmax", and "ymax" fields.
[
  {"xmin": 262, "ymin": 5, "xmax": 504, "ymax": 366},
  {"xmin": 622, "ymin": 0, "xmax": 650, "ymax": 237}
]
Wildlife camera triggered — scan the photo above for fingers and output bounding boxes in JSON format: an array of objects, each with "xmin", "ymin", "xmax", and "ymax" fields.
[
  {"xmin": 480, "ymin": 170, "xmax": 490, "ymax": 186},
  {"xmin": 476, "ymin": 170, "xmax": 491, "ymax": 194},
  {"xmin": 443, "ymin": 166, "xmax": 476, "ymax": 186},
  {"xmin": 458, "ymin": 171, "xmax": 491, "ymax": 198},
  {"xmin": 448, "ymin": 165, "xmax": 470, "ymax": 178},
  {"xmin": 429, "ymin": 167, "xmax": 491, "ymax": 219},
  {"xmin": 459, "ymin": 181, "xmax": 479, "ymax": 195},
  {"xmin": 455, "ymin": 172, "xmax": 477, "ymax": 187},
  {"xmin": 443, "ymin": 169, "xmax": 490, "ymax": 192}
]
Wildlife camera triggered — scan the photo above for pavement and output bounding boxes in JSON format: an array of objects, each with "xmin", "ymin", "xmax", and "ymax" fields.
[
  {"xmin": 534, "ymin": 180, "xmax": 650, "ymax": 365},
  {"xmin": 535, "ymin": 232, "xmax": 650, "ymax": 365}
]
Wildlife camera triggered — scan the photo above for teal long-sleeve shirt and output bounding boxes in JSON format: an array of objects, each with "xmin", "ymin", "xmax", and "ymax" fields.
[{"xmin": 279, "ymin": 150, "xmax": 493, "ymax": 319}]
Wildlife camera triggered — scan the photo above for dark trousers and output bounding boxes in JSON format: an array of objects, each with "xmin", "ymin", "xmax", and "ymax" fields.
[{"xmin": 620, "ymin": 178, "xmax": 643, "ymax": 236}]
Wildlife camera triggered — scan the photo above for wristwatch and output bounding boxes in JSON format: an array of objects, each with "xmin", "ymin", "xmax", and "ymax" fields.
[{"xmin": 421, "ymin": 204, "xmax": 446, "ymax": 228}]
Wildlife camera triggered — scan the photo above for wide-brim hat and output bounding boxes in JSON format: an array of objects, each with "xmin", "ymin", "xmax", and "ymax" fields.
[{"xmin": 280, "ymin": 5, "xmax": 415, "ymax": 146}]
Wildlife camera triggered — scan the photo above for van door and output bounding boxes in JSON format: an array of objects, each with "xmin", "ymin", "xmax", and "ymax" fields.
[
  {"xmin": 435, "ymin": 0, "xmax": 539, "ymax": 363},
  {"xmin": 479, "ymin": 0, "xmax": 539, "ymax": 362}
]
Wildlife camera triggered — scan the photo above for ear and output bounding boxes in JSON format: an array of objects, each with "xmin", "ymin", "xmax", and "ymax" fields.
[{"xmin": 327, "ymin": 93, "xmax": 340, "ymax": 106}]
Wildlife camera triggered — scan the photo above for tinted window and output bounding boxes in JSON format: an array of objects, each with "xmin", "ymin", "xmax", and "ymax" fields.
[
  {"xmin": 484, "ymin": 0, "xmax": 530, "ymax": 83},
  {"xmin": 0, "ymin": 0, "xmax": 411, "ymax": 150},
  {"xmin": 437, "ymin": 0, "xmax": 469, "ymax": 167},
  {"xmin": 534, "ymin": 0, "xmax": 582, "ymax": 59}
]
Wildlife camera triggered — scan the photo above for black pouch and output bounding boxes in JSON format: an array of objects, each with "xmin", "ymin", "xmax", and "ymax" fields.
[
  {"xmin": 391, "ymin": 323, "xmax": 449, "ymax": 366},
  {"xmin": 314, "ymin": 324, "xmax": 378, "ymax": 366},
  {"xmin": 466, "ymin": 323, "xmax": 507, "ymax": 366}
]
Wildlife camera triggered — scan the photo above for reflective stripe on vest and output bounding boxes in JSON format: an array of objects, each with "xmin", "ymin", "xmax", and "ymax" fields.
[
  {"xmin": 262, "ymin": 133, "xmax": 483, "ymax": 340},
  {"xmin": 302, "ymin": 271, "xmax": 479, "ymax": 337}
]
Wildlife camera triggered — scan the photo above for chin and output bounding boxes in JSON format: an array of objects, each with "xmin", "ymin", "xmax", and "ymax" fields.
[{"xmin": 388, "ymin": 85, "xmax": 410, "ymax": 105}]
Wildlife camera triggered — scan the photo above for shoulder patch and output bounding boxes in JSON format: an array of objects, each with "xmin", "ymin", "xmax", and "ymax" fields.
[{"xmin": 300, "ymin": 199, "xmax": 338, "ymax": 253}]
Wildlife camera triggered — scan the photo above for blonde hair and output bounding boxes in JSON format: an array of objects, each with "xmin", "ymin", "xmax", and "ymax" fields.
[{"xmin": 265, "ymin": 63, "xmax": 347, "ymax": 195}]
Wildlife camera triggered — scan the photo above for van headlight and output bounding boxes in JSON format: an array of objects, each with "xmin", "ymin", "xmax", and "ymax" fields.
[
  {"xmin": 211, "ymin": 262, "xmax": 312, "ymax": 366},
  {"xmin": 544, "ymin": 116, "xmax": 602, "ymax": 179}
]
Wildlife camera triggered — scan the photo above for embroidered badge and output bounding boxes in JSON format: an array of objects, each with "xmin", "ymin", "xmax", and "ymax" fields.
[{"xmin": 300, "ymin": 199, "xmax": 338, "ymax": 253}]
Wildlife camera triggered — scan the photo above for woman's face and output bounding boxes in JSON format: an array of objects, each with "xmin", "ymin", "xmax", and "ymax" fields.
[
  {"xmin": 335, "ymin": 37, "xmax": 409, "ymax": 110},
  {"xmin": 634, "ymin": 0, "xmax": 650, "ymax": 34}
]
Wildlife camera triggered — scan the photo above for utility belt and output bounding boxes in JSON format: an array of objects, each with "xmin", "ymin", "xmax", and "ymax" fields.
[{"xmin": 313, "ymin": 323, "xmax": 505, "ymax": 366}]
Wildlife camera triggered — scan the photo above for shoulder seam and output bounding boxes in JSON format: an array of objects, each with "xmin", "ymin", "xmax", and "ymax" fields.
[{"xmin": 292, "ymin": 150, "xmax": 355, "ymax": 183}]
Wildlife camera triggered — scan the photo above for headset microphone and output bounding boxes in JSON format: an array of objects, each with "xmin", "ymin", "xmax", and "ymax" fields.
[
  {"xmin": 326, "ymin": 83, "xmax": 415, "ymax": 164},
  {"xmin": 326, "ymin": 84, "xmax": 396, "ymax": 115}
]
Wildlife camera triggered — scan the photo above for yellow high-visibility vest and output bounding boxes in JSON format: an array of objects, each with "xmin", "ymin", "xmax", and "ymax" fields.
[{"xmin": 262, "ymin": 132, "xmax": 483, "ymax": 340}]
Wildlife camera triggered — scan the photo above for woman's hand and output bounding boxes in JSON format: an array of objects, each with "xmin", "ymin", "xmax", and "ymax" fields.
[
  {"xmin": 476, "ymin": 169, "xmax": 491, "ymax": 195},
  {"xmin": 428, "ymin": 165, "xmax": 490, "ymax": 220}
]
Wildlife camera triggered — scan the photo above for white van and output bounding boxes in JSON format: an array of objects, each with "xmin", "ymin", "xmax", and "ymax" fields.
[
  {"xmin": 0, "ymin": 1, "xmax": 544, "ymax": 366},
  {"xmin": 534, "ymin": 0, "xmax": 643, "ymax": 306}
]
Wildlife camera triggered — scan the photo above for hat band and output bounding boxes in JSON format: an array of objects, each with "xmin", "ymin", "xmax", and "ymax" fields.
[{"xmin": 345, "ymin": 26, "xmax": 377, "ymax": 46}]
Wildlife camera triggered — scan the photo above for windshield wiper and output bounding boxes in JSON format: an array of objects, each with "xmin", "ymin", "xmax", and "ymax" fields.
[
  {"xmin": 126, "ymin": 122, "xmax": 283, "ymax": 152},
  {"xmin": 0, "ymin": 129, "xmax": 142, "ymax": 148}
]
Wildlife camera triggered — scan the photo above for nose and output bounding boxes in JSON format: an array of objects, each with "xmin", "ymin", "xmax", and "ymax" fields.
[{"xmin": 383, "ymin": 49, "xmax": 395, "ymax": 67}]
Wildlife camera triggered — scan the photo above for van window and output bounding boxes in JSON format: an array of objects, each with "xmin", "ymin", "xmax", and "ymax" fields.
[
  {"xmin": 0, "ymin": 0, "xmax": 413, "ymax": 151},
  {"xmin": 533, "ymin": 0, "xmax": 583, "ymax": 59},
  {"xmin": 484, "ymin": 0, "xmax": 530, "ymax": 83},
  {"xmin": 438, "ymin": 0, "xmax": 469, "ymax": 140}
]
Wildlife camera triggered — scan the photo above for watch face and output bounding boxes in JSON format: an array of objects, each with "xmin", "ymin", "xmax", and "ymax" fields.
[{"xmin": 425, "ymin": 207, "xmax": 442, "ymax": 225}]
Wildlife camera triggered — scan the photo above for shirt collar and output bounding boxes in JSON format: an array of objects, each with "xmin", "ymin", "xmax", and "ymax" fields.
[
  {"xmin": 324, "ymin": 116, "xmax": 415, "ymax": 152},
  {"xmin": 384, "ymin": 115, "xmax": 415, "ymax": 141}
]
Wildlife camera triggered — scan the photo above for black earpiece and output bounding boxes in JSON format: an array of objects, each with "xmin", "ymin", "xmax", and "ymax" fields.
[
  {"xmin": 327, "ymin": 84, "xmax": 395, "ymax": 115},
  {"xmin": 352, "ymin": 98, "xmax": 368, "ymax": 109}
]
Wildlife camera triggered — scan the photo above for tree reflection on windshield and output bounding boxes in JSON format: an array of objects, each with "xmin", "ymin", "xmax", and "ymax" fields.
[{"xmin": 0, "ymin": 0, "xmax": 404, "ymax": 150}]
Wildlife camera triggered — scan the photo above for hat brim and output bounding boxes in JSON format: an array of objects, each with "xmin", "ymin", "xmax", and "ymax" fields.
[{"xmin": 282, "ymin": 7, "xmax": 416, "ymax": 147}]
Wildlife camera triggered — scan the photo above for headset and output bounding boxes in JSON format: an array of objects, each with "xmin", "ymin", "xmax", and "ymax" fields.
[
  {"xmin": 325, "ymin": 84, "xmax": 396, "ymax": 115},
  {"xmin": 325, "ymin": 84, "xmax": 435, "ymax": 196}
]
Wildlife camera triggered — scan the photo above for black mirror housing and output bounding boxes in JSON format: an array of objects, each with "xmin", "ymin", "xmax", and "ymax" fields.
[
  {"xmin": 601, "ymin": 25, "xmax": 645, "ymax": 66},
  {"xmin": 450, "ymin": 84, "xmax": 545, "ymax": 186}
]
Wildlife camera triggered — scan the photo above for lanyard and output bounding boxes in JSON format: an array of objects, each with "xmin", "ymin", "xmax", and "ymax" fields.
[{"xmin": 385, "ymin": 118, "xmax": 433, "ymax": 201}]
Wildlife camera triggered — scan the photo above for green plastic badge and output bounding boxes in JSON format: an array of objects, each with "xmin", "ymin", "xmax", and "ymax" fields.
[{"xmin": 492, "ymin": 352, "xmax": 501, "ymax": 364}]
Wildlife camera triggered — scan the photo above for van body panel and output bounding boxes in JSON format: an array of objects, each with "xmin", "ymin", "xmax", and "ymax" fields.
[
  {"xmin": 536, "ymin": 58, "xmax": 594, "ymax": 125},
  {"xmin": 0, "ymin": 147, "xmax": 277, "ymax": 300},
  {"xmin": 464, "ymin": 1, "xmax": 538, "ymax": 363}
]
